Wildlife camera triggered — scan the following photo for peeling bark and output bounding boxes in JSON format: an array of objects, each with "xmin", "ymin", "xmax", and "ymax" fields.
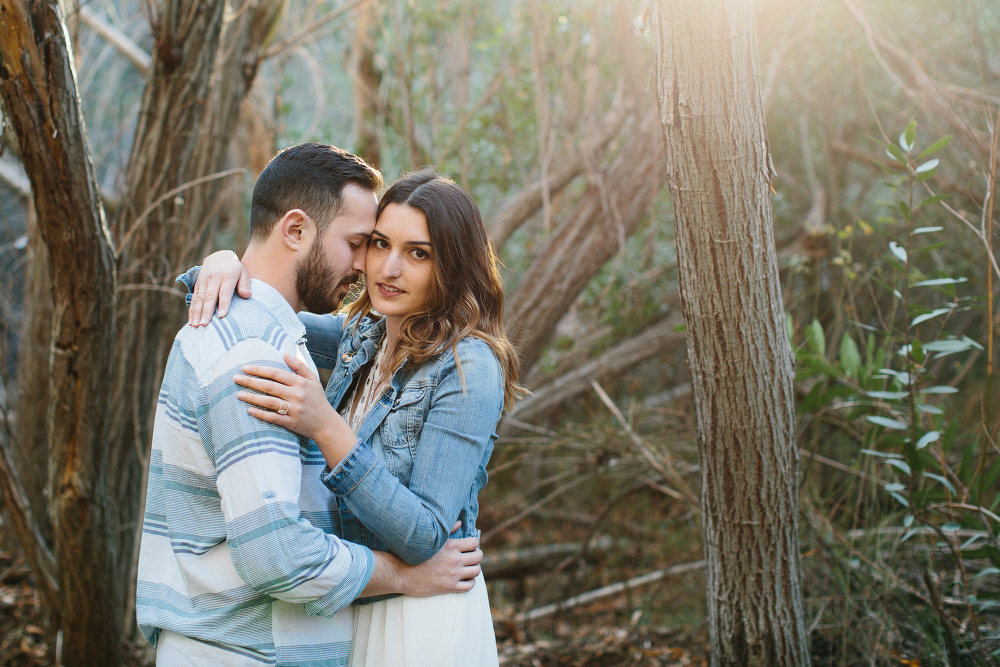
[
  {"xmin": 0, "ymin": 1, "xmax": 120, "ymax": 662},
  {"xmin": 650, "ymin": 1, "xmax": 809, "ymax": 664}
]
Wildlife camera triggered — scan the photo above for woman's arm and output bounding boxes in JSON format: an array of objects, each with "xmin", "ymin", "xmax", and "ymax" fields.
[
  {"xmin": 298, "ymin": 312, "xmax": 349, "ymax": 370},
  {"xmin": 322, "ymin": 340, "xmax": 504, "ymax": 565},
  {"xmin": 233, "ymin": 340, "xmax": 504, "ymax": 565},
  {"xmin": 180, "ymin": 251, "xmax": 251, "ymax": 327}
]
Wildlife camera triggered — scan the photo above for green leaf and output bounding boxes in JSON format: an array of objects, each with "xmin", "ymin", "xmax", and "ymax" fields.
[
  {"xmin": 867, "ymin": 390, "xmax": 909, "ymax": 399},
  {"xmin": 915, "ymin": 158, "xmax": 939, "ymax": 173},
  {"xmin": 911, "ymin": 339, "xmax": 925, "ymax": 364},
  {"xmin": 912, "ymin": 277, "xmax": 967, "ymax": 287},
  {"xmin": 911, "ymin": 308, "xmax": 952, "ymax": 327},
  {"xmin": 888, "ymin": 241, "xmax": 907, "ymax": 262},
  {"xmin": 885, "ymin": 142, "xmax": 907, "ymax": 165},
  {"xmin": 916, "ymin": 134, "xmax": 952, "ymax": 160},
  {"xmin": 916, "ymin": 431, "xmax": 940, "ymax": 449},
  {"xmin": 903, "ymin": 514, "xmax": 914, "ymax": 528},
  {"xmin": 885, "ymin": 483, "xmax": 906, "ymax": 492},
  {"xmin": 918, "ymin": 404, "xmax": 943, "ymax": 415},
  {"xmin": 924, "ymin": 472, "xmax": 957, "ymax": 494},
  {"xmin": 898, "ymin": 202, "xmax": 912, "ymax": 219},
  {"xmin": 861, "ymin": 448, "xmax": 905, "ymax": 459},
  {"xmin": 840, "ymin": 336, "xmax": 861, "ymax": 378},
  {"xmin": 920, "ymin": 386, "xmax": 958, "ymax": 394},
  {"xmin": 912, "ymin": 225, "xmax": 944, "ymax": 233},
  {"xmin": 887, "ymin": 459, "xmax": 912, "ymax": 475},
  {"xmin": 807, "ymin": 319, "xmax": 826, "ymax": 357},
  {"xmin": 923, "ymin": 338, "xmax": 974, "ymax": 353},
  {"xmin": 916, "ymin": 169, "xmax": 937, "ymax": 182},
  {"xmin": 941, "ymin": 521, "xmax": 961, "ymax": 532},
  {"xmin": 904, "ymin": 121, "xmax": 917, "ymax": 151},
  {"xmin": 867, "ymin": 415, "xmax": 907, "ymax": 429},
  {"xmin": 888, "ymin": 491, "xmax": 910, "ymax": 507}
]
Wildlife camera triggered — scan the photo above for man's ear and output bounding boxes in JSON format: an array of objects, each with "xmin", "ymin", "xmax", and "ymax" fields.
[{"xmin": 277, "ymin": 209, "xmax": 315, "ymax": 252}]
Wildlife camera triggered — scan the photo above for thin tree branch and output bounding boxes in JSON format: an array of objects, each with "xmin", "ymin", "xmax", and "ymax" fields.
[{"xmin": 77, "ymin": 5, "xmax": 151, "ymax": 75}]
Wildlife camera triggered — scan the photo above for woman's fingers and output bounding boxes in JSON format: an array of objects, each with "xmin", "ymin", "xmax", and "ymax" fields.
[
  {"xmin": 238, "ymin": 390, "xmax": 286, "ymax": 411},
  {"xmin": 246, "ymin": 406, "xmax": 289, "ymax": 426},
  {"xmin": 283, "ymin": 353, "xmax": 320, "ymax": 382},
  {"xmin": 240, "ymin": 364, "xmax": 299, "ymax": 386},
  {"xmin": 235, "ymin": 374, "xmax": 291, "ymax": 399}
]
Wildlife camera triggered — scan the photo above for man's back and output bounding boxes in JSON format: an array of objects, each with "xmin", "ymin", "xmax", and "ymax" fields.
[{"xmin": 137, "ymin": 280, "xmax": 371, "ymax": 666}]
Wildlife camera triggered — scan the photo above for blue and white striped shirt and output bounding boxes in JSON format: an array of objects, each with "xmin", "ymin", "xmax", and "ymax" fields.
[{"xmin": 136, "ymin": 279, "xmax": 373, "ymax": 666}]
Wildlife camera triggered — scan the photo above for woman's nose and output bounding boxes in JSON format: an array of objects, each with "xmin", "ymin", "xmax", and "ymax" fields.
[{"xmin": 382, "ymin": 253, "xmax": 402, "ymax": 277}]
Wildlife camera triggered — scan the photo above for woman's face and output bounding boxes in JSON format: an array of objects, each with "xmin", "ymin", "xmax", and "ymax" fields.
[{"xmin": 365, "ymin": 203, "xmax": 435, "ymax": 319}]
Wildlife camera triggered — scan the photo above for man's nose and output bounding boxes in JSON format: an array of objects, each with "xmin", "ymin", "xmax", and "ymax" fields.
[{"xmin": 352, "ymin": 245, "xmax": 366, "ymax": 274}]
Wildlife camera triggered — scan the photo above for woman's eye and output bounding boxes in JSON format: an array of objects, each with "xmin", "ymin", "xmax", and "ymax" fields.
[
  {"xmin": 371, "ymin": 238, "xmax": 388, "ymax": 249},
  {"xmin": 411, "ymin": 249, "xmax": 428, "ymax": 260}
]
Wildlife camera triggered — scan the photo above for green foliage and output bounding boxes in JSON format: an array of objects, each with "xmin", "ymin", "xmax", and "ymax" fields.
[{"xmin": 794, "ymin": 127, "xmax": 1000, "ymax": 661}]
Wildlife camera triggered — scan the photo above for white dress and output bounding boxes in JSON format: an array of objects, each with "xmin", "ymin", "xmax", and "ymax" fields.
[{"xmin": 342, "ymin": 345, "xmax": 499, "ymax": 666}]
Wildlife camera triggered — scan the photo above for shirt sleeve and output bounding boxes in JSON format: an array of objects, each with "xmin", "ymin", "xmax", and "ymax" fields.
[
  {"xmin": 200, "ymin": 338, "xmax": 373, "ymax": 615},
  {"xmin": 321, "ymin": 340, "xmax": 503, "ymax": 564}
]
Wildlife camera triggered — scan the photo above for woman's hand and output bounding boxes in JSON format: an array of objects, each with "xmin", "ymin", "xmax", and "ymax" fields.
[
  {"xmin": 189, "ymin": 250, "xmax": 252, "ymax": 327},
  {"xmin": 235, "ymin": 354, "xmax": 360, "ymax": 473}
]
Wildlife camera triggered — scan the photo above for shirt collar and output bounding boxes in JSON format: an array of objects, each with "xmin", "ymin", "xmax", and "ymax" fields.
[{"xmin": 249, "ymin": 279, "xmax": 305, "ymax": 338}]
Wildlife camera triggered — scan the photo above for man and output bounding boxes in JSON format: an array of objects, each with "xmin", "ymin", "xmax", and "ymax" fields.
[{"xmin": 136, "ymin": 143, "xmax": 481, "ymax": 666}]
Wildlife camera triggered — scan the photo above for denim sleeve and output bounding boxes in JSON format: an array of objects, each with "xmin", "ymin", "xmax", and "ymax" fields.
[
  {"xmin": 321, "ymin": 340, "xmax": 503, "ymax": 564},
  {"xmin": 297, "ymin": 313, "xmax": 349, "ymax": 370},
  {"xmin": 175, "ymin": 266, "xmax": 201, "ymax": 307}
]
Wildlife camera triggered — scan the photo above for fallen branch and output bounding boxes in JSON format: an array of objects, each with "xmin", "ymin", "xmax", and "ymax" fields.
[
  {"xmin": 482, "ymin": 536, "xmax": 615, "ymax": 579},
  {"xmin": 514, "ymin": 560, "xmax": 705, "ymax": 622},
  {"xmin": 503, "ymin": 310, "xmax": 686, "ymax": 428},
  {"xmin": 590, "ymin": 380, "xmax": 697, "ymax": 507}
]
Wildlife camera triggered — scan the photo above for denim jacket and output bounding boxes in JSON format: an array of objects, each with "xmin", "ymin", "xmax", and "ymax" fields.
[
  {"xmin": 178, "ymin": 269, "xmax": 503, "ymax": 568},
  {"xmin": 299, "ymin": 312, "xmax": 503, "ymax": 566}
]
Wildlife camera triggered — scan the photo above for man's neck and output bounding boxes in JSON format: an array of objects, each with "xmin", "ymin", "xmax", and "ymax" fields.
[{"xmin": 242, "ymin": 245, "xmax": 302, "ymax": 313}]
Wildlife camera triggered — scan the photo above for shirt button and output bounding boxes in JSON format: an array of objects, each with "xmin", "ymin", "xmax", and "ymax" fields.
[{"xmin": 342, "ymin": 353, "xmax": 353, "ymax": 362}]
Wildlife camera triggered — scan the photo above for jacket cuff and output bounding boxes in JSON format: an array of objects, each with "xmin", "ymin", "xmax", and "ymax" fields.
[
  {"xmin": 303, "ymin": 541, "xmax": 374, "ymax": 617},
  {"xmin": 175, "ymin": 266, "xmax": 201, "ymax": 307},
  {"xmin": 320, "ymin": 438, "xmax": 376, "ymax": 495}
]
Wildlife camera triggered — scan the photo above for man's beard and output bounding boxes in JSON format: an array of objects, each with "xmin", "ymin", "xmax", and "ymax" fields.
[{"xmin": 294, "ymin": 241, "xmax": 358, "ymax": 313}]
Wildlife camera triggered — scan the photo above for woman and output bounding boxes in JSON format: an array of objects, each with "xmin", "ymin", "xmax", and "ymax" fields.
[{"xmin": 195, "ymin": 170, "xmax": 522, "ymax": 666}]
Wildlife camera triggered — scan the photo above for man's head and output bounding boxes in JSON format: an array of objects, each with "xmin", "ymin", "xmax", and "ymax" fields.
[{"xmin": 247, "ymin": 143, "xmax": 382, "ymax": 313}]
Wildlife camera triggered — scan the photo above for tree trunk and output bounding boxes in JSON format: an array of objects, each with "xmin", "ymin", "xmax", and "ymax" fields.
[
  {"xmin": 0, "ymin": 2, "xmax": 121, "ymax": 663},
  {"xmin": 649, "ymin": 1, "xmax": 810, "ymax": 665},
  {"xmin": 13, "ymin": 201, "xmax": 51, "ymax": 543}
]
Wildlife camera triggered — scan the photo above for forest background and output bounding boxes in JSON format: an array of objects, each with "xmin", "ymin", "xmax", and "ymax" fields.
[{"xmin": 0, "ymin": 0, "xmax": 998, "ymax": 665}]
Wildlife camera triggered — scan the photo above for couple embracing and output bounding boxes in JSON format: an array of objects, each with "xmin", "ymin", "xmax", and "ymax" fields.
[{"xmin": 136, "ymin": 142, "xmax": 524, "ymax": 666}]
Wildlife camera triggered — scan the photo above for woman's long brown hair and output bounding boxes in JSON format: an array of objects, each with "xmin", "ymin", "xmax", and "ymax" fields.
[{"xmin": 345, "ymin": 170, "xmax": 526, "ymax": 411}]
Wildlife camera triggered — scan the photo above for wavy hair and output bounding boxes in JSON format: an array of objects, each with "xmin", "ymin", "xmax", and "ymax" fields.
[{"xmin": 345, "ymin": 170, "xmax": 526, "ymax": 411}]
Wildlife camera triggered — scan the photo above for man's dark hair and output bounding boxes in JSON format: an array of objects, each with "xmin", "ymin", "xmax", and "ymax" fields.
[{"xmin": 249, "ymin": 143, "xmax": 383, "ymax": 243}]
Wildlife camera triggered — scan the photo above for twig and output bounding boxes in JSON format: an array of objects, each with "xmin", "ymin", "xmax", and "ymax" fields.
[
  {"xmin": 78, "ymin": 6, "xmax": 151, "ymax": 74},
  {"xmin": 514, "ymin": 560, "xmax": 705, "ymax": 622},
  {"xmin": 482, "ymin": 472, "xmax": 596, "ymax": 544},
  {"xmin": 590, "ymin": 380, "xmax": 698, "ymax": 507},
  {"xmin": 262, "ymin": 0, "xmax": 367, "ymax": 59},
  {"xmin": 115, "ymin": 168, "xmax": 247, "ymax": 258}
]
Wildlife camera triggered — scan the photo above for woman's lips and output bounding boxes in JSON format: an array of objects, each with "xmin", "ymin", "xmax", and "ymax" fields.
[{"xmin": 377, "ymin": 283, "xmax": 404, "ymax": 298}]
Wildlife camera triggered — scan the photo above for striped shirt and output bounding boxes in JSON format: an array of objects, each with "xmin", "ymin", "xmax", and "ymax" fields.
[{"xmin": 136, "ymin": 279, "xmax": 373, "ymax": 666}]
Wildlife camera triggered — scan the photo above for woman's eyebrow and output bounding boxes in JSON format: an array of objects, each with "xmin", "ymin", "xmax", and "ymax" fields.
[{"xmin": 371, "ymin": 230, "xmax": 431, "ymax": 246}]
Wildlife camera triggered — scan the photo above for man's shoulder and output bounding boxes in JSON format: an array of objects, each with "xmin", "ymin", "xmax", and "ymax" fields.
[{"xmin": 175, "ymin": 296, "xmax": 295, "ymax": 378}]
